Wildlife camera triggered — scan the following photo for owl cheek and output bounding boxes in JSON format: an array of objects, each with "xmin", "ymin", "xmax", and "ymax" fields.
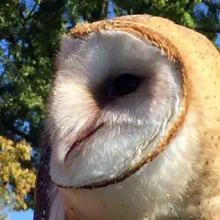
[
  {"xmin": 51, "ymin": 107, "xmax": 102, "ymax": 166},
  {"xmin": 52, "ymin": 138, "xmax": 69, "ymax": 166}
]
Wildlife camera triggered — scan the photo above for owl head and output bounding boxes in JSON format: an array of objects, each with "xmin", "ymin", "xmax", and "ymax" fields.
[
  {"xmin": 46, "ymin": 15, "xmax": 220, "ymax": 190},
  {"xmin": 33, "ymin": 15, "xmax": 220, "ymax": 220}
]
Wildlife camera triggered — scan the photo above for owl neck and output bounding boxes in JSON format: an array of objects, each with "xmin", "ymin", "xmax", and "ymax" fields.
[
  {"xmin": 57, "ymin": 151, "xmax": 197, "ymax": 220},
  {"xmin": 50, "ymin": 113, "xmax": 201, "ymax": 220}
]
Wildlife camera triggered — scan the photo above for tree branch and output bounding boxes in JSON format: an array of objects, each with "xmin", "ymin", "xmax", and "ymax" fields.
[
  {"xmin": 184, "ymin": 0, "xmax": 195, "ymax": 11},
  {"xmin": 0, "ymin": 83, "xmax": 15, "ymax": 94},
  {"xmin": 203, "ymin": 0, "xmax": 220, "ymax": 9},
  {"xmin": 24, "ymin": 3, "xmax": 38, "ymax": 22},
  {"xmin": 101, "ymin": 0, "xmax": 108, "ymax": 18},
  {"xmin": 196, "ymin": 24, "xmax": 220, "ymax": 33},
  {"xmin": 0, "ymin": 122, "xmax": 32, "ymax": 144}
]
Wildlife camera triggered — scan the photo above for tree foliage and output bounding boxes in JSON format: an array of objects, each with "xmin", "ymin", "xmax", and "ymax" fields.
[
  {"xmin": 0, "ymin": 136, "xmax": 35, "ymax": 210},
  {"xmin": 0, "ymin": 0, "xmax": 219, "ymax": 215}
]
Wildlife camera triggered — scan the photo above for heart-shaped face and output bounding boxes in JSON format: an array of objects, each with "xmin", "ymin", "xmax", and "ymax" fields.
[
  {"xmin": 48, "ymin": 28, "xmax": 186, "ymax": 188},
  {"xmin": 34, "ymin": 14, "xmax": 220, "ymax": 220}
]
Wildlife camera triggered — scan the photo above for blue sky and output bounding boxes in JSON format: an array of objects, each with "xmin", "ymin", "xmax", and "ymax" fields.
[
  {"xmin": 217, "ymin": 33, "xmax": 220, "ymax": 45},
  {"xmin": 7, "ymin": 209, "xmax": 33, "ymax": 220}
]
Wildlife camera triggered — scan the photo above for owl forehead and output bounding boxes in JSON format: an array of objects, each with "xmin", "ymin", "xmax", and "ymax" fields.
[
  {"xmin": 53, "ymin": 30, "xmax": 183, "ymax": 123},
  {"xmin": 54, "ymin": 30, "xmax": 181, "ymax": 118},
  {"xmin": 57, "ymin": 30, "xmax": 175, "ymax": 88}
]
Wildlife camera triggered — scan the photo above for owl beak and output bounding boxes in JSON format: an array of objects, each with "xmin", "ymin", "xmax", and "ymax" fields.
[{"xmin": 64, "ymin": 123, "xmax": 104, "ymax": 167}]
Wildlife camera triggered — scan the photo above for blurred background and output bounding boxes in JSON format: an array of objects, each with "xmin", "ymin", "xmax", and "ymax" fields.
[{"xmin": 0, "ymin": 0, "xmax": 219, "ymax": 219}]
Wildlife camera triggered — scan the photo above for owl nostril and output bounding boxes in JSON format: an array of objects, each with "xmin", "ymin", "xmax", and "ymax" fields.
[{"xmin": 109, "ymin": 73, "xmax": 142, "ymax": 98}]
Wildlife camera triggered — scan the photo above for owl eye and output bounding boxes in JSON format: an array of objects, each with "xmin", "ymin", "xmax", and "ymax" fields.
[{"xmin": 109, "ymin": 73, "xmax": 142, "ymax": 98}]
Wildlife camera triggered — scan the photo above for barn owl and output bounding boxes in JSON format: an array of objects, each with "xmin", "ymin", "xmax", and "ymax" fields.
[{"xmin": 34, "ymin": 15, "xmax": 220, "ymax": 220}]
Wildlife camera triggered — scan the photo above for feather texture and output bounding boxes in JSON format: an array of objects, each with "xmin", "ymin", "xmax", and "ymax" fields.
[{"xmin": 34, "ymin": 15, "xmax": 220, "ymax": 220}]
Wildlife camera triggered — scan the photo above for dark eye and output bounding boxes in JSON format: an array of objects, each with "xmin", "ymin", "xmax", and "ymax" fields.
[
  {"xmin": 109, "ymin": 73, "xmax": 142, "ymax": 98},
  {"xmin": 93, "ymin": 73, "xmax": 143, "ymax": 107}
]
